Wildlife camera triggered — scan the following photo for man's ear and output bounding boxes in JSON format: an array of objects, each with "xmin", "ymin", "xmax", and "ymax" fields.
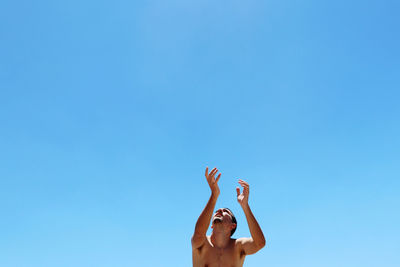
[
  {"xmin": 211, "ymin": 223, "xmax": 214, "ymax": 229},
  {"xmin": 231, "ymin": 223, "xmax": 237, "ymax": 230}
]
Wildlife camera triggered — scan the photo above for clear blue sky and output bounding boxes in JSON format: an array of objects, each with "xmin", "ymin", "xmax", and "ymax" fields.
[{"xmin": 1, "ymin": 0, "xmax": 399, "ymax": 266}]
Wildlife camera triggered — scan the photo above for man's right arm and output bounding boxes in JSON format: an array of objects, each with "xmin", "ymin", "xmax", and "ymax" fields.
[{"xmin": 191, "ymin": 167, "xmax": 221, "ymax": 249}]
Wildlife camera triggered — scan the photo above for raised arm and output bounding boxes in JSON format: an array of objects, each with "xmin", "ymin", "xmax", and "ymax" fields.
[
  {"xmin": 191, "ymin": 167, "xmax": 221, "ymax": 249},
  {"xmin": 236, "ymin": 179, "xmax": 266, "ymax": 255}
]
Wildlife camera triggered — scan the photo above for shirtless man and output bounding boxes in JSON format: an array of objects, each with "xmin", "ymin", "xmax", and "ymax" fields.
[{"xmin": 192, "ymin": 167, "xmax": 266, "ymax": 267}]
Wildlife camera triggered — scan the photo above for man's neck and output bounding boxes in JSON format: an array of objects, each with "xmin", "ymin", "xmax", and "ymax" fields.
[{"xmin": 210, "ymin": 231, "xmax": 231, "ymax": 248}]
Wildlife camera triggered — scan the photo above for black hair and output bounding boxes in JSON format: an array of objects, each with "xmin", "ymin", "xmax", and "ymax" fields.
[{"xmin": 224, "ymin": 208, "xmax": 237, "ymax": 236}]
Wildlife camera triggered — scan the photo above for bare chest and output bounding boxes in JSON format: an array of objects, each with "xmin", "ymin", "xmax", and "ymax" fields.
[{"xmin": 193, "ymin": 241, "xmax": 245, "ymax": 267}]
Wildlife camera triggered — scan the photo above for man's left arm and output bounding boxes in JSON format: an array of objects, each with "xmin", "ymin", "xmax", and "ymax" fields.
[{"xmin": 236, "ymin": 180, "xmax": 266, "ymax": 255}]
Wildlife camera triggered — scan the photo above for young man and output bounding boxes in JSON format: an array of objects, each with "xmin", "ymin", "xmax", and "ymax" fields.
[{"xmin": 192, "ymin": 167, "xmax": 266, "ymax": 267}]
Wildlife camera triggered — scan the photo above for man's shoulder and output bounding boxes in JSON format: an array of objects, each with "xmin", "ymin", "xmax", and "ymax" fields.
[
  {"xmin": 192, "ymin": 235, "xmax": 211, "ymax": 255},
  {"xmin": 234, "ymin": 237, "xmax": 245, "ymax": 244},
  {"xmin": 235, "ymin": 237, "xmax": 252, "ymax": 243},
  {"xmin": 234, "ymin": 237, "xmax": 252, "ymax": 249},
  {"xmin": 233, "ymin": 237, "xmax": 245, "ymax": 248}
]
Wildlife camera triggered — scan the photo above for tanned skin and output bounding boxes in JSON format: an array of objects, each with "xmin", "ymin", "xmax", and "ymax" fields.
[{"xmin": 192, "ymin": 167, "xmax": 266, "ymax": 267}]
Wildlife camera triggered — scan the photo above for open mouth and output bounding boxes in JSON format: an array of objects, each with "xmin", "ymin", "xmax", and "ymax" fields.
[{"xmin": 213, "ymin": 217, "xmax": 223, "ymax": 223}]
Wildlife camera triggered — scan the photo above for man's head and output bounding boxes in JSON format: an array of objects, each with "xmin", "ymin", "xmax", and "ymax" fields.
[{"xmin": 211, "ymin": 208, "xmax": 237, "ymax": 236}]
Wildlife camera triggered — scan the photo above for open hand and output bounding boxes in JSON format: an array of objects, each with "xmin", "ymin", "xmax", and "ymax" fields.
[
  {"xmin": 236, "ymin": 179, "xmax": 249, "ymax": 206},
  {"xmin": 205, "ymin": 167, "xmax": 221, "ymax": 197}
]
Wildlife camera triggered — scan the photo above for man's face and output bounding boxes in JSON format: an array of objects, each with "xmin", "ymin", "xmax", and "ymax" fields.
[{"xmin": 212, "ymin": 208, "xmax": 234, "ymax": 226}]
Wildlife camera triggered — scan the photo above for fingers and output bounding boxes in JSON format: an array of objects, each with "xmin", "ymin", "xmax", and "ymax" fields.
[
  {"xmin": 205, "ymin": 167, "xmax": 216, "ymax": 177},
  {"xmin": 236, "ymin": 187, "xmax": 240, "ymax": 197},
  {"xmin": 238, "ymin": 179, "xmax": 249, "ymax": 186},
  {"xmin": 209, "ymin": 168, "xmax": 218, "ymax": 178},
  {"xmin": 238, "ymin": 179, "xmax": 249, "ymax": 188},
  {"xmin": 216, "ymin": 173, "xmax": 221, "ymax": 183},
  {"xmin": 205, "ymin": 167, "xmax": 219, "ymax": 183},
  {"xmin": 238, "ymin": 179, "xmax": 249, "ymax": 193},
  {"xmin": 207, "ymin": 168, "xmax": 218, "ymax": 179}
]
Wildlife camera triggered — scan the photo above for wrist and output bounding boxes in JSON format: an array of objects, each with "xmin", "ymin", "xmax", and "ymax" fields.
[
  {"xmin": 240, "ymin": 202, "xmax": 250, "ymax": 210},
  {"xmin": 211, "ymin": 192, "xmax": 219, "ymax": 200}
]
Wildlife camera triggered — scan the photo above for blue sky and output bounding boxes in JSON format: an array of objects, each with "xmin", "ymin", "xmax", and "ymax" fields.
[{"xmin": 1, "ymin": 0, "xmax": 399, "ymax": 266}]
